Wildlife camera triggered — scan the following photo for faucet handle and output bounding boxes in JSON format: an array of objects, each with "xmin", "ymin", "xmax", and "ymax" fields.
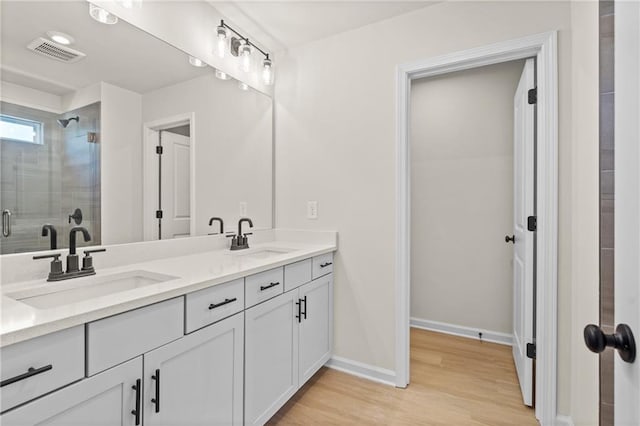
[
  {"xmin": 82, "ymin": 248, "xmax": 106, "ymax": 272},
  {"xmin": 243, "ymin": 232, "xmax": 253, "ymax": 236},
  {"xmin": 33, "ymin": 253, "xmax": 64, "ymax": 281}
]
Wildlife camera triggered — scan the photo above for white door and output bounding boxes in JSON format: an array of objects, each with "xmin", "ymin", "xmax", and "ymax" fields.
[
  {"xmin": 511, "ymin": 58, "xmax": 536, "ymax": 407},
  {"xmin": 614, "ymin": 2, "xmax": 640, "ymax": 423},
  {"xmin": 1, "ymin": 357, "xmax": 141, "ymax": 426},
  {"xmin": 160, "ymin": 131, "xmax": 190, "ymax": 239},
  {"xmin": 299, "ymin": 275, "xmax": 333, "ymax": 383},
  {"xmin": 245, "ymin": 291, "xmax": 299, "ymax": 426},
  {"xmin": 143, "ymin": 312, "xmax": 244, "ymax": 426}
]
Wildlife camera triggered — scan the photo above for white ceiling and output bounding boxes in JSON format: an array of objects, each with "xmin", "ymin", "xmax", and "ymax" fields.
[
  {"xmin": 209, "ymin": 1, "xmax": 439, "ymax": 52},
  {"xmin": 0, "ymin": 1, "xmax": 209, "ymax": 96}
]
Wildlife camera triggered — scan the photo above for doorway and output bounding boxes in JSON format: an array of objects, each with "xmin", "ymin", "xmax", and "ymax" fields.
[
  {"xmin": 409, "ymin": 58, "xmax": 535, "ymax": 412},
  {"xmin": 395, "ymin": 32, "xmax": 559, "ymax": 424},
  {"xmin": 142, "ymin": 113, "xmax": 196, "ymax": 241}
]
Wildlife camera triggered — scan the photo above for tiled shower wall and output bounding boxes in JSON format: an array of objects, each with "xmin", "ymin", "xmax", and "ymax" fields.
[
  {"xmin": 0, "ymin": 101, "xmax": 101, "ymax": 254},
  {"xmin": 599, "ymin": 1, "xmax": 615, "ymax": 424}
]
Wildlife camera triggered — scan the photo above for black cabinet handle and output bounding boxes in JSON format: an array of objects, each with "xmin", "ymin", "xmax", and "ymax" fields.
[
  {"xmin": 260, "ymin": 282, "xmax": 280, "ymax": 291},
  {"xmin": 1, "ymin": 364, "xmax": 53, "ymax": 387},
  {"xmin": 320, "ymin": 262, "xmax": 333, "ymax": 268},
  {"xmin": 295, "ymin": 299, "xmax": 301, "ymax": 323},
  {"xmin": 131, "ymin": 378, "xmax": 141, "ymax": 425},
  {"xmin": 151, "ymin": 369, "xmax": 160, "ymax": 413},
  {"xmin": 505, "ymin": 235, "xmax": 515, "ymax": 244},
  {"xmin": 209, "ymin": 297, "xmax": 237, "ymax": 310},
  {"xmin": 301, "ymin": 296, "xmax": 307, "ymax": 320}
]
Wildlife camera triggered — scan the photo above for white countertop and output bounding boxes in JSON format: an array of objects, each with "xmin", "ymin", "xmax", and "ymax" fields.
[{"xmin": 0, "ymin": 240, "xmax": 336, "ymax": 348}]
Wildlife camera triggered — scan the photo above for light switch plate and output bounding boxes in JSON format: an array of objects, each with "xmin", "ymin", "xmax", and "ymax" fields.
[
  {"xmin": 307, "ymin": 201, "xmax": 318, "ymax": 219},
  {"xmin": 240, "ymin": 202, "xmax": 247, "ymax": 217}
]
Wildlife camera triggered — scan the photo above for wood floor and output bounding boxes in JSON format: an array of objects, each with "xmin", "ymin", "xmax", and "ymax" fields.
[{"xmin": 268, "ymin": 328, "xmax": 537, "ymax": 425}]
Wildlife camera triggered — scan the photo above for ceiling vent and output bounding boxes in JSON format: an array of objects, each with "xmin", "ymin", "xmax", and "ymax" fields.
[{"xmin": 27, "ymin": 38, "xmax": 86, "ymax": 63}]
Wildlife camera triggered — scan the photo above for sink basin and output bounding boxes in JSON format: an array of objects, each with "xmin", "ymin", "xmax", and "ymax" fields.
[
  {"xmin": 6, "ymin": 270, "xmax": 178, "ymax": 309},
  {"xmin": 232, "ymin": 247, "xmax": 294, "ymax": 260}
]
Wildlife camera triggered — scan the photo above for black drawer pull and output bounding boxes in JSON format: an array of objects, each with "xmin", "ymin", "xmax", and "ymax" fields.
[
  {"xmin": 320, "ymin": 262, "xmax": 333, "ymax": 268},
  {"xmin": 151, "ymin": 369, "xmax": 160, "ymax": 413},
  {"xmin": 260, "ymin": 282, "xmax": 280, "ymax": 291},
  {"xmin": 131, "ymin": 378, "xmax": 141, "ymax": 425},
  {"xmin": 1, "ymin": 364, "xmax": 53, "ymax": 387},
  {"xmin": 209, "ymin": 297, "xmax": 237, "ymax": 310},
  {"xmin": 301, "ymin": 296, "xmax": 308, "ymax": 320},
  {"xmin": 295, "ymin": 299, "xmax": 301, "ymax": 323}
]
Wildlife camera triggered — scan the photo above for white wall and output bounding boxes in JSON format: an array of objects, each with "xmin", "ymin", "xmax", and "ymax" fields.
[
  {"xmin": 275, "ymin": 1, "xmax": 599, "ymax": 421},
  {"xmin": 100, "ymin": 82, "xmax": 143, "ymax": 245},
  {"xmin": 142, "ymin": 74, "xmax": 272, "ymax": 235},
  {"xmin": 0, "ymin": 81, "xmax": 63, "ymax": 113},
  {"xmin": 409, "ymin": 61, "xmax": 524, "ymax": 335}
]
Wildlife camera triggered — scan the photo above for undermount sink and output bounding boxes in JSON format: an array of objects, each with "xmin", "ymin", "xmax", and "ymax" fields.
[
  {"xmin": 232, "ymin": 247, "xmax": 294, "ymax": 260},
  {"xmin": 6, "ymin": 270, "xmax": 179, "ymax": 309}
]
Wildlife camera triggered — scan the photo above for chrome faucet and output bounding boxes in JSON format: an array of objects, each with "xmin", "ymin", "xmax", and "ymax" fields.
[
  {"xmin": 226, "ymin": 218, "xmax": 253, "ymax": 250},
  {"xmin": 33, "ymin": 227, "xmax": 106, "ymax": 281}
]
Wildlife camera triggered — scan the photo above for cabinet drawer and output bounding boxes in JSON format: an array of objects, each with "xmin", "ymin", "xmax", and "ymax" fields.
[
  {"xmin": 86, "ymin": 297, "xmax": 184, "ymax": 376},
  {"xmin": 312, "ymin": 253, "xmax": 334, "ymax": 279},
  {"xmin": 245, "ymin": 267, "xmax": 284, "ymax": 308},
  {"xmin": 284, "ymin": 259, "xmax": 312, "ymax": 292},
  {"xmin": 185, "ymin": 278, "xmax": 244, "ymax": 333},
  {"xmin": 0, "ymin": 325, "xmax": 84, "ymax": 412}
]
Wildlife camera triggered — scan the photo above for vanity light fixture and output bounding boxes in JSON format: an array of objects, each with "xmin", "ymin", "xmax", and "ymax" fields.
[
  {"xmin": 89, "ymin": 4, "xmax": 118, "ymax": 25},
  {"xmin": 215, "ymin": 69, "xmax": 230, "ymax": 80},
  {"xmin": 262, "ymin": 57, "xmax": 274, "ymax": 86},
  {"xmin": 216, "ymin": 20, "xmax": 274, "ymax": 85},
  {"xmin": 46, "ymin": 31, "xmax": 74, "ymax": 45},
  {"xmin": 188, "ymin": 56, "xmax": 207, "ymax": 67},
  {"xmin": 238, "ymin": 40, "xmax": 253, "ymax": 73},
  {"xmin": 216, "ymin": 22, "xmax": 228, "ymax": 58},
  {"xmin": 238, "ymin": 82, "xmax": 249, "ymax": 91}
]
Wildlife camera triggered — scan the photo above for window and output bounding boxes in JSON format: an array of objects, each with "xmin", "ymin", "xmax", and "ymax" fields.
[{"xmin": 0, "ymin": 114, "xmax": 43, "ymax": 145}]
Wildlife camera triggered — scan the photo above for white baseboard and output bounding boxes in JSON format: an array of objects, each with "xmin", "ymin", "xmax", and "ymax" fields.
[
  {"xmin": 325, "ymin": 356, "xmax": 396, "ymax": 387},
  {"xmin": 410, "ymin": 317, "xmax": 513, "ymax": 346},
  {"xmin": 555, "ymin": 415, "xmax": 574, "ymax": 426}
]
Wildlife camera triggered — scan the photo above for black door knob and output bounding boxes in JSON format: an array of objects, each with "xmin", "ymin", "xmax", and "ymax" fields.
[
  {"xmin": 505, "ymin": 235, "xmax": 515, "ymax": 244},
  {"xmin": 584, "ymin": 323, "xmax": 636, "ymax": 363}
]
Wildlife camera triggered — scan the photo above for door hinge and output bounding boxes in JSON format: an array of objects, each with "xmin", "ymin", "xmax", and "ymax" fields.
[
  {"xmin": 156, "ymin": 210, "xmax": 163, "ymax": 219},
  {"xmin": 156, "ymin": 145, "xmax": 163, "ymax": 155},
  {"xmin": 528, "ymin": 88, "xmax": 537, "ymax": 104},
  {"xmin": 527, "ymin": 216, "xmax": 537, "ymax": 232},
  {"xmin": 526, "ymin": 343, "xmax": 536, "ymax": 359}
]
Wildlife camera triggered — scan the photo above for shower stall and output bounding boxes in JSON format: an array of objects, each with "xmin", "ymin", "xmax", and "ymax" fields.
[{"xmin": 0, "ymin": 101, "xmax": 101, "ymax": 254}]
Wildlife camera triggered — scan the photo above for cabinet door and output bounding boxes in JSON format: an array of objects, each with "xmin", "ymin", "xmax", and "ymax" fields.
[
  {"xmin": 143, "ymin": 312, "xmax": 244, "ymax": 426},
  {"xmin": 298, "ymin": 274, "xmax": 333, "ymax": 383},
  {"xmin": 245, "ymin": 291, "xmax": 299, "ymax": 426},
  {"xmin": 1, "ymin": 357, "xmax": 141, "ymax": 426}
]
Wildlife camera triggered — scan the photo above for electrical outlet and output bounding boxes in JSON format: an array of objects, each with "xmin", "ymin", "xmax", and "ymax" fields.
[
  {"xmin": 239, "ymin": 202, "xmax": 247, "ymax": 217},
  {"xmin": 307, "ymin": 201, "xmax": 318, "ymax": 219}
]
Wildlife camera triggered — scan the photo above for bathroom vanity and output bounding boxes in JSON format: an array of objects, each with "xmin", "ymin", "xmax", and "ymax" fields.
[{"xmin": 0, "ymin": 231, "xmax": 336, "ymax": 426}]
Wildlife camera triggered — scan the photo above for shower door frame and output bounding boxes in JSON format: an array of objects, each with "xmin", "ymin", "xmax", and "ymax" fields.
[{"xmin": 395, "ymin": 31, "xmax": 559, "ymax": 425}]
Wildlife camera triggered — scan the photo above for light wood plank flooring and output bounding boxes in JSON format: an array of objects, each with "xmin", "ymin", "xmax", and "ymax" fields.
[{"xmin": 268, "ymin": 328, "xmax": 537, "ymax": 425}]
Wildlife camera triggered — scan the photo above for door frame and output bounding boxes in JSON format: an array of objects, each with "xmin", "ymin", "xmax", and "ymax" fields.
[
  {"xmin": 142, "ymin": 112, "xmax": 196, "ymax": 241},
  {"xmin": 395, "ymin": 31, "xmax": 558, "ymax": 424}
]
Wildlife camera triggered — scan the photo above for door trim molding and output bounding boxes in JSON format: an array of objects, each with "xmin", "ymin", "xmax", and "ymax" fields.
[
  {"xmin": 142, "ymin": 112, "xmax": 196, "ymax": 241},
  {"xmin": 395, "ymin": 31, "xmax": 558, "ymax": 424}
]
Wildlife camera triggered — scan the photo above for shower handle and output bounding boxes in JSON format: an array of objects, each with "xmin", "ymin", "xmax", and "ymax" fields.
[{"xmin": 2, "ymin": 209, "xmax": 11, "ymax": 237}]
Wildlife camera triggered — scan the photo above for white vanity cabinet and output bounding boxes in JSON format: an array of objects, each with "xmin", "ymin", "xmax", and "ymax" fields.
[
  {"xmin": 1, "ymin": 357, "xmax": 142, "ymax": 426},
  {"xmin": 143, "ymin": 312, "xmax": 244, "ymax": 426},
  {"xmin": 245, "ymin": 272, "xmax": 334, "ymax": 426}
]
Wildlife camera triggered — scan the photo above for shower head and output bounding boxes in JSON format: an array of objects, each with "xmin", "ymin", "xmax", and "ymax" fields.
[{"xmin": 57, "ymin": 116, "xmax": 79, "ymax": 128}]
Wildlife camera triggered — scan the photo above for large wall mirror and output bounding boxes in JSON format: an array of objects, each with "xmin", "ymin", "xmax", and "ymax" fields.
[{"xmin": 0, "ymin": 1, "xmax": 273, "ymax": 255}]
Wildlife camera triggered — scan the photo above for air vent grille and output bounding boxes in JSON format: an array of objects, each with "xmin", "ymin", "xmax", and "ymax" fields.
[{"xmin": 27, "ymin": 38, "xmax": 86, "ymax": 63}]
